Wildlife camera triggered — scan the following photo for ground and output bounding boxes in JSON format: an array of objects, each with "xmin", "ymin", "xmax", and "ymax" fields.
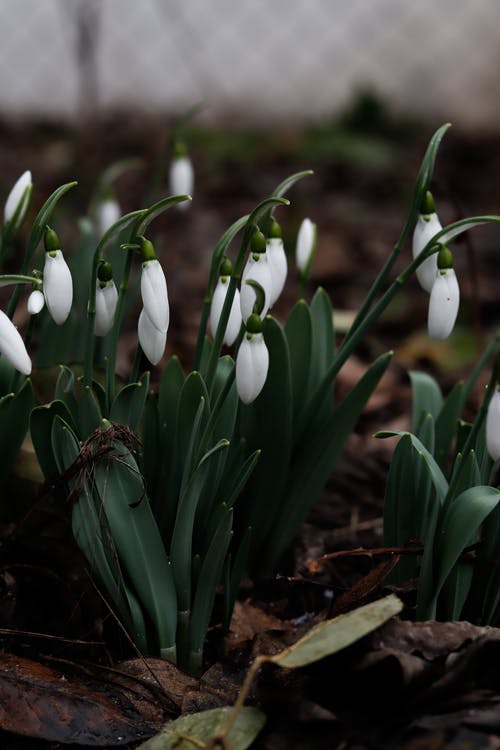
[{"xmin": 2, "ymin": 99, "xmax": 500, "ymax": 748}]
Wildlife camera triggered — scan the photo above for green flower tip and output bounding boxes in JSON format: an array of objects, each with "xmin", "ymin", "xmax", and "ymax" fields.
[
  {"xmin": 268, "ymin": 218, "xmax": 282, "ymax": 239},
  {"xmin": 245, "ymin": 312, "xmax": 263, "ymax": 334},
  {"xmin": 420, "ymin": 190, "xmax": 436, "ymax": 215},
  {"xmin": 173, "ymin": 140, "xmax": 188, "ymax": 158},
  {"xmin": 220, "ymin": 257, "xmax": 233, "ymax": 276},
  {"xmin": 97, "ymin": 260, "xmax": 113, "ymax": 283},
  {"xmin": 138, "ymin": 235, "xmax": 157, "ymax": 262},
  {"xmin": 437, "ymin": 245, "xmax": 453, "ymax": 270},
  {"xmin": 44, "ymin": 225, "xmax": 60, "ymax": 253},
  {"xmin": 250, "ymin": 227, "xmax": 266, "ymax": 254}
]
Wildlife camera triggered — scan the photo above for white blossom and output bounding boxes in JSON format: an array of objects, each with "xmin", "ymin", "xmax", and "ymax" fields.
[
  {"xmin": 140, "ymin": 259, "xmax": 169, "ymax": 333},
  {"xmin": 96, "ymin": 198, "xmax": 121, "ymax": 238},
  {"xmin": 0, "ymin": 310, "xmax": 31, "ymax": 375},
  {"xmin": 4, "ymin": 170, "xmax": 32, "ymax": 229},
  {"xmin": 412, "ymin": 213, "xmax": 442, "ymax": 293},
  {"xmin": 94, "ymin": 280, "xmax": 118, "ymax": 336},
  {"xmin": 427, "ymin": 268, "xmax": 460, "ymax": 340},
  {"xmin": 235, "ymin": 332, "xmax": 269, "ymax": 405},
  {"xmin": 295, "ymin": 218, "xmax": 316, "ymax": 274},
  {"xmin": 267, "ymin": 237, "xmax": 288, "ymax": 306},
  {"xmin": 27, "ymin": 289, "xmax": 45, "ymax": 315},
  {"xmin": 43, "ymin": 250, "xmax": 73, "ymax": 325},
  {"xmin": 138, "ymin": 308, "xmax": 167, "ymax": 365},
  {"xmin": 486, "ymin": 389, "xmax": 500, "ymax": 462},
  {"xmin": 210, "ymin": 278, "xmax": 242, "ymax": 346},
  {"xmin": 240, "ymin": 254, "xmax": 272, "ymax": 322},
  {"xmin": 169, "ymin": 156, "xmax": 194, "ymax": 207}
]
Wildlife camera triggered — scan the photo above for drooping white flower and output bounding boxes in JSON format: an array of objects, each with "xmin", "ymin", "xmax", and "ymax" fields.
[
  {"xmin": 94, "ymin": 279, "xmax": 118, "ymax": 336},
  {"xmin": 43, "ymin": 248, "xmax": 73, "ymax": 325},
  {"xmin": 210, "ymin": 277, "xmax": 242, "ymax": 346},
  {"xmin": 235, "ymin": 331, "xmax": 269, "ymax": 405},
  {"xmin": 169, "ymin": 156, "xmax": 194, "ymax": 208},
  {"xmin": 486, "ymin": 389, "xmax": 500, "ymax": 462},
  {"xmin": 412, "ymin": 212, "xmax": 443, "ymax": 293},
  {"xmin": 240, "ymin": 254, "xmax": 273, "ymax": 322},
  {"xmin": 138, "ymin": 308, "xmax": 167, "ymax": 365},
  {"xmin": 295, "ymin": 218, "xmax": 316, "ymax": 275},
  {"xmin": 267, "ymin": 236, "xmax": 287, "ymax": 306},
  {"xmin": 140, "ymin": 258, "xmax": 169, "ymax": 333},
  {"xmin": 96, "ymin": 198, "xmax": 121, "ymax": 238},
  {"xmin": 27, "ymin": 289, "xmax": 45, "ymax": 315},
  {"xmin": 427, "ymin": 268, "xmax": 460, "ymax": 340},
  {"xmin": 4, "ymin": 170, "xmax": 32, "ymax": 228},
  {"xmin": 0, "ymin": 310, "xmax": 31, "ymax": 375}
]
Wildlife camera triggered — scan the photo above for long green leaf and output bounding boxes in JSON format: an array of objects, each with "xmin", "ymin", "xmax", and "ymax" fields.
[
  {"xmin": 0, "ymin": 378, "xmax": 34, "ymax": 489},
  {"xmin": 409, "ymin": 371, "xmax": 443, "ymax": 438},
  {"xmin": 110, "ymin": 372, "xmax": 149, "ymax": 431}
]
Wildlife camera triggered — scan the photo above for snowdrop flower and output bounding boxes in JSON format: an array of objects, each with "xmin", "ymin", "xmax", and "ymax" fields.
[
  {"xmin": 295, "ymin": 218, "xmax": 316, "ymax": 276},
  {"xmin": 266, "ymin": 218, "xmax": 287, "ymax": 306},
  {"xmin": 4, "ymin": 170, "xmax": 32, "ymax": 230},
  {"xmin": 412, "ymin": 191, "xmax": 443, "ymax": 293},
  {"xmin": 27, "ymin": 289, "xmax": 45, "ymax": 315},
  {"xmin": 486, "ymin": 388, "xmax": 500, "ymax": 462},
  {"xmin": 427, "ymin": 246, "xmax": 459, "ymax": 340},
  {"xmin": 138, "ymin": 308, "xmax": 167, "ymax": 365},
  {"xmin": 43, "ymin": 227, "xmax": 73, "ymax": 325},
  {"xmin": 94, "ymin": 262, "xmax": 118, "ymax": 337},
  {"xmin": 169, "ymin": 142, "xmax": 193, "ymax": 208},
  {"xmin": 96, "ymin": 196, "xmax": 121, "ymax": 238},
  {"xmin": 210, "ymin": 259, "xmax": 242, "ymax": 346},
  {"xmin": 139, "ymin": 237, "xmax": 169, "ymax": 334},
  {"xmin": 240, "ymin": 229, "xmax": 273, "ymax": 321},
  {"xmin": 0, "ymin": 310, "xmax": 31, "ymax": 375},
  {"xmin": 236, "ymin": 314, "xmax": 269, "ymax": 405}
]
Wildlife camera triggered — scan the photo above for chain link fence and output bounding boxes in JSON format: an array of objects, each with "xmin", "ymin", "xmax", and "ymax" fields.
[{"xmin": 0, "ymin": 0, "xmax": 499, "ymax": 128}]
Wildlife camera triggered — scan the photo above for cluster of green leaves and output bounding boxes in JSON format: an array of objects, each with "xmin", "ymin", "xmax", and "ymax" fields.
[{"xmin": 379, "ymin": 347, "xmax": 500, "ymax": 623}]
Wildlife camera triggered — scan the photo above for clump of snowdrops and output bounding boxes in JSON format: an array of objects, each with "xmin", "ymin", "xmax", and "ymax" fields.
[{"xmin": 1, "ymin": 124, "xmax": 500, "ymax": 672}]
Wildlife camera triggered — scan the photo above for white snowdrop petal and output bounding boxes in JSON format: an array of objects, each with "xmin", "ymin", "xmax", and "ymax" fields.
[
  {"xmin": 267, "ymin": 237, "xmax": 288, "ymax": 306},
  {"xmin": 27, "ymin": 289, "xmax": 45, "ymax": 315},
  {"xmin": 412, "ymin": 213, "xmax": 442, "ymax": 293},
  {"xmin": 210, "ymin": 279, "xmax": 242, "ymax": 346},
  {"xmin": 295, "ymin": 218, "xmax": 315, "ymax": 273},
  {"xmin": 486, "ymin": 391, "xmax": 500, "ymax": 462},
  {"xmin": 427, "ymin": 269, "xmax": 460, "ymax": 340},
  {"xmin": 140, "ymin": 259, "xmax": 169, "ymax": 332},
  {"xmin": 0, "ymin": 310, "xmax": 31, "ymax": 375},
  {"xmin": 169, "ymin": 157, "xmax": 194, "ymax": 206},
  {"xmin": 236, "ymin": 333, "xmax": 269, "ymax": 405},
  {"xmin": 96, "ymin": 199, "xmax": 121, "ymax": 237},
  {"xmin": 240, "ymin": 255, "xmax": 272, "ymax": 322},
  {"xmin": 94, "ymin": 280, "xmax": 118, "ymax": 336},
  {"xmin": 5, "ymin": 170, "xmax": 32, "ymax": 225},
  {"xmin": 43, "ymin": 250, "xmax": 73, "ymax": 325},
  {"xmin": 138, "ymin": 308, "xmax": 167, "ymax": 365}
]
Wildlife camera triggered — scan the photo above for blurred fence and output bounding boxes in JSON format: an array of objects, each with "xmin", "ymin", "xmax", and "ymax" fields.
[{"xmin": 1, "ymin": 0, "xmax": 500, "ymax": 128}]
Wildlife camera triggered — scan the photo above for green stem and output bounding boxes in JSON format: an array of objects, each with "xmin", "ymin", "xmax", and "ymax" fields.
[
  {"xmin": 105, "ymin": 250, "xmax": 134, "ymax": 410},
  {"xmin": 129, "ymin": 342, "xmax": 143, "ymax": 384}
]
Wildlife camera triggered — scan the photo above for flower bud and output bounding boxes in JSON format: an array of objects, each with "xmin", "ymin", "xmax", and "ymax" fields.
[
  {"xmin": 210, "ymin": 277, "xmax": 242, "ymax": 346},
  {"xmin": 96, "ymin": 197, "xmax": 121, "ymax": 237},
  {"xmin": 140, "ymin": 257, "xmax": 169, "ymax": 334},
  {"xmin": 4, "ymin": 170, "xmax": 32, "ymax": 229},
  {"xmin": 412, "ymin": 192, "xmax": 442, "ymax": 293},
  {"xmin": 43, "ymin": 228, "xmax": 73, "ymax": 325},
  {"xmin": 427, "ymin": 265, "xmax": 460, "ymax": 340},
  {"xmin": 169, "ymin": 142, "xmax": 194, "ymax": 208},
  {"xmin": 235, "ymin": 331, "xmax": 269, "ymax": 404},
  {"xmin": 0, "ymin": 310, "xmax": 31, "ymax": 375},
  {"xmin": 138, "ymin": 308, "xmax": 167, "ymax": 365},
  {"xmin": 295, "ymin": 218, "xmax": 316, "ymax": 275},
  {"xmin": 27, "ymin": 289, "xmax": 45, "ymax": 315},
  {"xmin": 95, "ymin": 280, "xmax": 118, "ymax": 337},
  {"xmin": 240, "ymin": 253, "xmax": 272, "ymax": 321},
  {"xmin": 486, "ymin": 388, "xmax": 500, "ymax": 462},
  {"xmin": 266, "ymin": 228, "xmax": 287, "ymax": 306}
]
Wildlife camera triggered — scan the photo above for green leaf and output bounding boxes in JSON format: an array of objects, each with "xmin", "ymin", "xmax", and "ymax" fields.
[
  {"xmin": 436, "ymin": 215, "xmax": 500, "ymax": 247},
  {"xmin": 78, "ymin": 386, "xmax": 103, "ymax": 438},
  {"xmin": 28, "ymin": 181, "xmax": 78, "ymax": 257},
  {"xmin": 0, "ymin": 378, "xmax": 34, "ymax": 489},
  {"xmin": 407, "ymin": 123, "xmax": 450, "ymax": 230},
  {"xmin": 270, "ymin": 594, "xmax": 403, "ymax": 669},
  {"xmin": 94, "ymin": 438, "xmax": 178, "ymax": 656},
  {"xmin": 30, "ymin": 400, "xmax": 76, "ymax": 479},
  {"xmin": 135, "ymin": 707, "xmax": 265, "ymax": 750},
  {"xmin": 134, "ymin": 194, "xmax": 191, "ymax": 237},
  {"xmin": 55, "ymin": 366, "xmax": 79, "ymax": 423},
  {"xmin": 409, "ymin": 370, "xmax": 443, "ymax": 438},
  {"xmin": 110, "ymin": 372, "xmax": 149, "ymax": 431},
  {"xmin": 434, "ymin": 381, "xmax": 465, "ymax": 467},
  {"xmin": 285, "ymin": 299, "xmax": 312, "ymax": 426}
]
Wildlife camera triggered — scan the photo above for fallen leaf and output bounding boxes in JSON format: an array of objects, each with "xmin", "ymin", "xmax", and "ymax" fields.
[{"xmin": 136, "ymin": 706, "xmax": 265, "ymax": 750}]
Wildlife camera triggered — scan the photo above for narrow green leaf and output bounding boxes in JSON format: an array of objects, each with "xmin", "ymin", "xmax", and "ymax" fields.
[
  {"xmin": 78, "ymin": 386, "xmax": 103, "ymax": 438},
  {"xmin": 110, "ymin": 372, "xmax": 149, "ymax": 431},
  {"xmin": 0, "ymin": 378, "xmax": 34, "ymax": 489},
  {"xmin": 409, "ymin": 371, "xmax": 443, "ymax": 437},
  {"xmin": 30, "ymin": 400, "xmax": 76, "ymax": 479},
  {"xmin": 285, "ymin": 300, "xmax": 312, "ymax": 425},
  {"xmin": 54, "ymin": 366, "xmax": 79, "ymax": 423},
  {"xmin": 28, "ymin": 181, "xmax": 78, "ymax": 255},
  {"xmin": 134, "ymin": 194, "xmax": 191, "ymax": 237},
  {"xmin": 434, "ymin": 381, "xmax": 465, "ymax": 467}
]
